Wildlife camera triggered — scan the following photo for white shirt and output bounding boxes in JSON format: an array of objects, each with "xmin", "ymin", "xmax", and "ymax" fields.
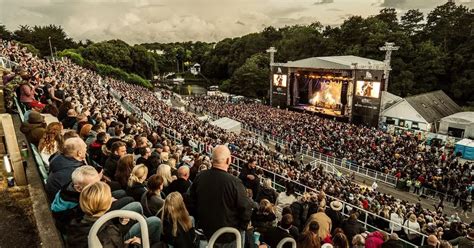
[{"xmin": 390, "ymin": 213, "xmax": 403, "ymax": 231}]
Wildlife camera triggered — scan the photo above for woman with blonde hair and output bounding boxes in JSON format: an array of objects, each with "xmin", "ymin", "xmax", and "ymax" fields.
[
  {"xmin": 167, "ymin": 158, "xmax": 177, "ymax": 176},
  {"xmin": 156, "ymin": 164, "xmax": 174, "ymax": 189},
  {"xmin": 126, "ymin": 164, "xmax": 148, "ymax": 201},
  {"xmin": 38, "ymin": 122, "xmax": 63, "ymax": 167},
  {"xmin": 251, "ymin": 199, "xmax": 276, "ymax": 233},
  {"xmin": 161, "ymin": 192, "xmax": 196, "ymax": 248},
  {"xmin": 114, "ymin": 154, "xmax": 135, "ymax": 189},
  {"xmin": 404, "ymin": 213, "xmax": 420, "ymax": 242},
  {"xmin": 67, "ymin": 181, "xmax": 162, "ymax": 247}
]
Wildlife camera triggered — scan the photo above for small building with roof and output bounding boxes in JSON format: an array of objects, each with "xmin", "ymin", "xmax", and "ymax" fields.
[
  {"xmin": 439, "ymin": 112, "xmax": 474, "ymax": 138},
  {"xmin": 381, "ymin": 90, "xmax": 461, "ymax": 132}
]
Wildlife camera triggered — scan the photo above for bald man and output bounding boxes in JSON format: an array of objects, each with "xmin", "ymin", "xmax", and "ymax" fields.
[
  {"xmin": 46, "ymin": 137, "xmax": 87, "ymax": 201},
  {"xmin": 165, "ymin": 165, "xmax": 191, "ymax": 196},
  {"xmin": 188, "ymin": 145, "xmax": 252, "ymax": 246}
]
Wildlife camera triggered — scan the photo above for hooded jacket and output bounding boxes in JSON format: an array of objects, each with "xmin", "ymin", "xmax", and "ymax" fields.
[
  {"xmin": 45, "ymin": 154, "xmax": 84, "ymax": 201},
  {"xmin": 365, "ymin": 231, "xmax": 385, "ymax": 248}
]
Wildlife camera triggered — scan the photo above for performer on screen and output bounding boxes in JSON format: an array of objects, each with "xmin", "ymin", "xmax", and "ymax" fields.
[
  {"xmin": 276, "ymin": 75, "xmax": 284, "ymax": 87},
  {"xmin": 362, "ymin": 82, "xmax": 373, "ymax": 97}
]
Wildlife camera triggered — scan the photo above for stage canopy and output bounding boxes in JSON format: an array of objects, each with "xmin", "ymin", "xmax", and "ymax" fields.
[
  {"xmin": 454, "ymin": 138, "xmax": 474, "ymax": 160},
  {"xmin": 210, "ymin": 117, "xmax": 242, "ymax": 134},
  {"xmin": 282, "ymin": 55, "xmax": 386, "ymax": 70}
]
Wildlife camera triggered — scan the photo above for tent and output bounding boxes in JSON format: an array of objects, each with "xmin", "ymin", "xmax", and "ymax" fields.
[
  {"xmin": 210, "ymin": 117, "xmax": 242, "ymax": 134},
  {"xmin": 454, "ymin": 139, "xmax": 474, "ymax": 160},
  {"xmin": 439, "ymin": 112, "xmax": 474, "ymax": 138}
]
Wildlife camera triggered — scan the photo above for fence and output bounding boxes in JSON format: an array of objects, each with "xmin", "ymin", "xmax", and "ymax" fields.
[{"xmin": 0, "ymin": 56, "xmax": 19, "ymax": 70}]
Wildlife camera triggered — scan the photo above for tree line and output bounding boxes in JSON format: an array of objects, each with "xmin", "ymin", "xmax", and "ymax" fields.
[{"xmin": 1, "ymin": 2, "xmax": 473, "ymax": 105}]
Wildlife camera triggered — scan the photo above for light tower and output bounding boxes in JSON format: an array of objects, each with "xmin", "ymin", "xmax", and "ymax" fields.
[
  {"xmin": 266, "ymin": 47, "xmax": 277, "ymax": 105},
  {"xmin": 379, "ymin": 42, "xmax": 399, "ymax": 92}
]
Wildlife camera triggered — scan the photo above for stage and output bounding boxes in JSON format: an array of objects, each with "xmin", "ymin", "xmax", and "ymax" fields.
[{"xmin": 290, "ymin": 104, "xmax": 350, "ymax": 122}]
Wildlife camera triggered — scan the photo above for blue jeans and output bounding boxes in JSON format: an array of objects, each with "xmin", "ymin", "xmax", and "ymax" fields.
[{"xmin": 125, "ymin": 216, "xmax": 162, "ymax": 244}]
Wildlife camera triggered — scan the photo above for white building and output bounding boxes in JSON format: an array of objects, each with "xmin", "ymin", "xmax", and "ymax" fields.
[
  {"xmin": 381, "ymin": 90, "xmax": 461, "ymax": 132},
  {"xmin": 439, "ymin": 112, "xmax": 474, "ymax": 138}
]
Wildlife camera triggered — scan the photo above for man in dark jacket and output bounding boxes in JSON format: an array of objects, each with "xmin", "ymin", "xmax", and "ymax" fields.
[
  {"xmin": 239, "ymin": 158, "xmax": 260, "ymax": 200},
  {"xmin": 46, "ymin": 137, "xmax": 87, "ymax": 201},
  {"xmin": 260, "ymin": 214, "xmax": 295, "ymax": 248},
  {"xmin": 165, "ymin": 165, "xmax": 191, "ymax": 196},
  {"xmin": 188, "ymin": 145, "xmax": 252, "ymax": 246},
  {"xmin": 327, "ymin": 200, "xmax": 344, "ymax": 233},
  {"xmin": 104, "ymin": 140, "xmax": 126, "ymax": 179},
  {"xmin": 382, "ymin": 233, "xmax": 404, "ymax": 248},
  {"xmin": 342, "ymin": 212, "xmax": 366, "ymax": 243}
]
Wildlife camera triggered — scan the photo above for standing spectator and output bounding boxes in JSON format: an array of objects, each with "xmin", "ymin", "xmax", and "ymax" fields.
[
  {"xmin": 403, "ymin": 214, "xmax": 421, "ymax": 243},
  {"xmin": 161, "ymin": 192, "xmax": 196, "ymax": 248},
  {"xmin": 342, "ymin": 213, "xmax": 366, "ymax": 244},
  {"xmin": 46, "ymin": 137, "xmax": 87, "ymax": 201},
  {"xmin": 365, "ymin": 231, "xmax": 386, "ymax": 248},
  {"xmin": 141, "ymin": 175, "xmax": 165, "ymax": 217},
  {"xmin": 389, "ymin": 208, "xmax": 404, "ymax": 236},
  {"xmin": 239, "ymin": 158, "xmax": 260, "ymax": 200},
  {"xmin": 327, "ymin": 201, "xmax": 344, "ymax": 233},
  {"xmin": 104, "ymin": 141, "xmax": 127, "ymax": 179},
  {"xmin": 126, "ymin": 164, "xmax": 148, "ymax": 201},
  {"xmin": 333, "ymin": 232, "xmax": 350, "ymax": 248},
  {"xmin": 275, "ymin": 182, "xmax": 297, "ymax": 220},
  {"xmin": 256, "ymin": 178, "xmax": 278, "ymax": 204},
  {"xmin": 449, "ymin": 230, "xmax": 474, "ymax": 248},
  {"xmin": 381, "ymin": 233, "xmax": 404, "ymax": 248},
  {"xmin": 297, "ymin": 220, "xmax": 322, "ymax": 248},
  {"xmin": 260, "ymin": 214, "xmax": 296, "ymax": 248},
  {"xmin": 165, "ymin": 166, "xmax": 191, "ymax": 196},
  {"xmin": 188, "ymin": 145, "xmax": 252, "ymax": 247},
  {"xmin": 307, "ymin": 207, "xmax": 332, "ymax": 242}
]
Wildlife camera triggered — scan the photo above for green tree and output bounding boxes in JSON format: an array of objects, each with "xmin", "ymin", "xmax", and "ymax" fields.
[
  {"xmin": 228, "ymin": 53, "xmax": 269, "ymax": 98},
  {"xmin": 0, "ymin": 24, "xmax": 12, "ymax": 40}
]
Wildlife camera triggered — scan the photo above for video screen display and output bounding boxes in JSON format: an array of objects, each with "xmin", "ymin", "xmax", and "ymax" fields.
[
  {"xmin": 355, "ymin": 81, "xmax": 381, "ymax": 98},
  {"xmin": 273, "ymin": 74, "xmax": 287, "ymax": 88},
  {"xmin": 309, "ymin": 80, "xmax": 342, "ymax": 105}
]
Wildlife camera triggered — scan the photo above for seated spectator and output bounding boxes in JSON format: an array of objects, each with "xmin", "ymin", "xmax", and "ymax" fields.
[
  {"xmin": 156, "ymin": 164, "xmax": 174, "ymax": 192},
  {"xmin": 422, "ymin": 235, "xmax": 440, "ymax": 248},
  {"xmin": 365, "ymin": 231, "xmax": 386, "ymax": 248},
  {"xmin": 23, "ymin": 100, "xmax": 45, "ymax": 122},
  {"xmin": 18, "ymin": 75, "xmax": 36, "ymax": 107},
  {"xmin": 114, "ymin": 154, "xmax": 135, "ymax": 190},
  {"xmin": 297, "ymin": 220, "xmax": 321, "ymax": 248},
  {"xmin": 342, "ymin": 213, "xmax": 366, "ymax": 244},
  {"xmin": 141, "ymin": 175, "xmax": 165, "ymax": 217},
  {"xmin": 88, "ymin": 131, "xmax": 109, "ymax": 166},
  {"xmin": 79, "ymin": 123, "xmax": 93, "ymax": 141},
  {"xmin": 66, "ymin": 181, "xmax": 162, "ymax": 247},
  {"xmin": 161, "ymin": 192, "xmax": 196, "ymax": 248},
  {"xmin": 136, "ymin": 147, "xmax": 152, "ymax": 172},
  {"xmin": 51, "ymin": 166, "xmax": 101, "ymax": 234},
  {"xmin": 61, "ymin": 109, "xmax": 77, "ymax": 129},
  {"xmin": 46, "ymin": 137, "xmax": 87, "ymax": 201},
  {"xmin": 260, "ymin": 214, "xmax": 295, "ymax": 248},
  {"xmin": 164, "ymin": 165, "xmax": 191, "ymax": 196},
  {"xmin": 38, "ymin": 122, "xmax": 63, "ymax": 167},
  {"xmin": 104, "ymin": 140, "xmax": 127, "ymax": 179},
  {"xmin": 251, "ymin": 199, "xmax": 277, "ymax": 233},
  {"xmin": 20, "ymin": 110, "xmax": 47, "ymax": 146},
  {"xmin": 256, "ymin": 178, "xmax": 278, "ymax": 204},
  {"xmin": 126, "ymin": 164, "xmax": 148, "ymax": 201},
  {"xmin": 333, "ymin": 232, "xmax": 349, "ymax": 248}
]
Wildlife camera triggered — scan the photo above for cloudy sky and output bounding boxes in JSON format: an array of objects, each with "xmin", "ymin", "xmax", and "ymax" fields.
[{"xmin": 0, "ymin": 0, "xmax": 472, "ymax": 44}]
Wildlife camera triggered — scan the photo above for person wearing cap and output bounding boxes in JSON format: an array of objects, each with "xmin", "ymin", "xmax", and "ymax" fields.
[
  {"xmin": 449, "ymin": 230, "xmax": 474, "ymax": 248},
  {"xmin": 327, "ymin": 200, "xmax": 344, "ymax": 233},
  {"xmin": 20, "ymin": 110, "xmax": 46, "ymax": 146}
]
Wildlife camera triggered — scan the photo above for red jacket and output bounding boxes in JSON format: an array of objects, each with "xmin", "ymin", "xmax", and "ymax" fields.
[{"xmin": 365, "ymin": 231, "xmax": 385, "ymax": 248}]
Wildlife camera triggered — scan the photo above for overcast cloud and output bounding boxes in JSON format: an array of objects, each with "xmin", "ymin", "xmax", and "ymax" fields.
[{"xmin": 0, "ymin": 0, "xmax": 472, "ymax": 44}]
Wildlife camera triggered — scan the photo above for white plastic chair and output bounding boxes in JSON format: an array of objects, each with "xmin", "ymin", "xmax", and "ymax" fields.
[
  {"xmin": 207, "ymin": 227, "xmax": 242, "ymax": 248},
  {"xmin": 88, "ymin": 210, "xmax": 150, "ymax": 248},
  {"xmin": 276, "ymin": 237, "xmax": 297, "ymax": 248}
]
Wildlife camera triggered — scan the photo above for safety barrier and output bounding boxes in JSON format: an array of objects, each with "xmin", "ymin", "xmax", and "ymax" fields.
[
  {"xmin": 277, "ymin": 237, "xmax": 297, "ymax": 248},
  {"xmin": 207, "ymin": 227, "xmax": 242, "ymax": 248}
]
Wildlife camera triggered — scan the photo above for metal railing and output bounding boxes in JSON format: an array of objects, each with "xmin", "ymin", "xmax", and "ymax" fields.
[{"xmin": 0, "ymin": 56, "xmax": 19, "ymax": 70}]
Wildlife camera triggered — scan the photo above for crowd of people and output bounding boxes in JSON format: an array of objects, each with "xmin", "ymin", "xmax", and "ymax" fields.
[
  {"xmin": 1, "ymin": 40, "xmax": 473, "ymax": 248},
  {"xmin": 189, "ymin": 96, "xmax": 474, "ymax": 208}
]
